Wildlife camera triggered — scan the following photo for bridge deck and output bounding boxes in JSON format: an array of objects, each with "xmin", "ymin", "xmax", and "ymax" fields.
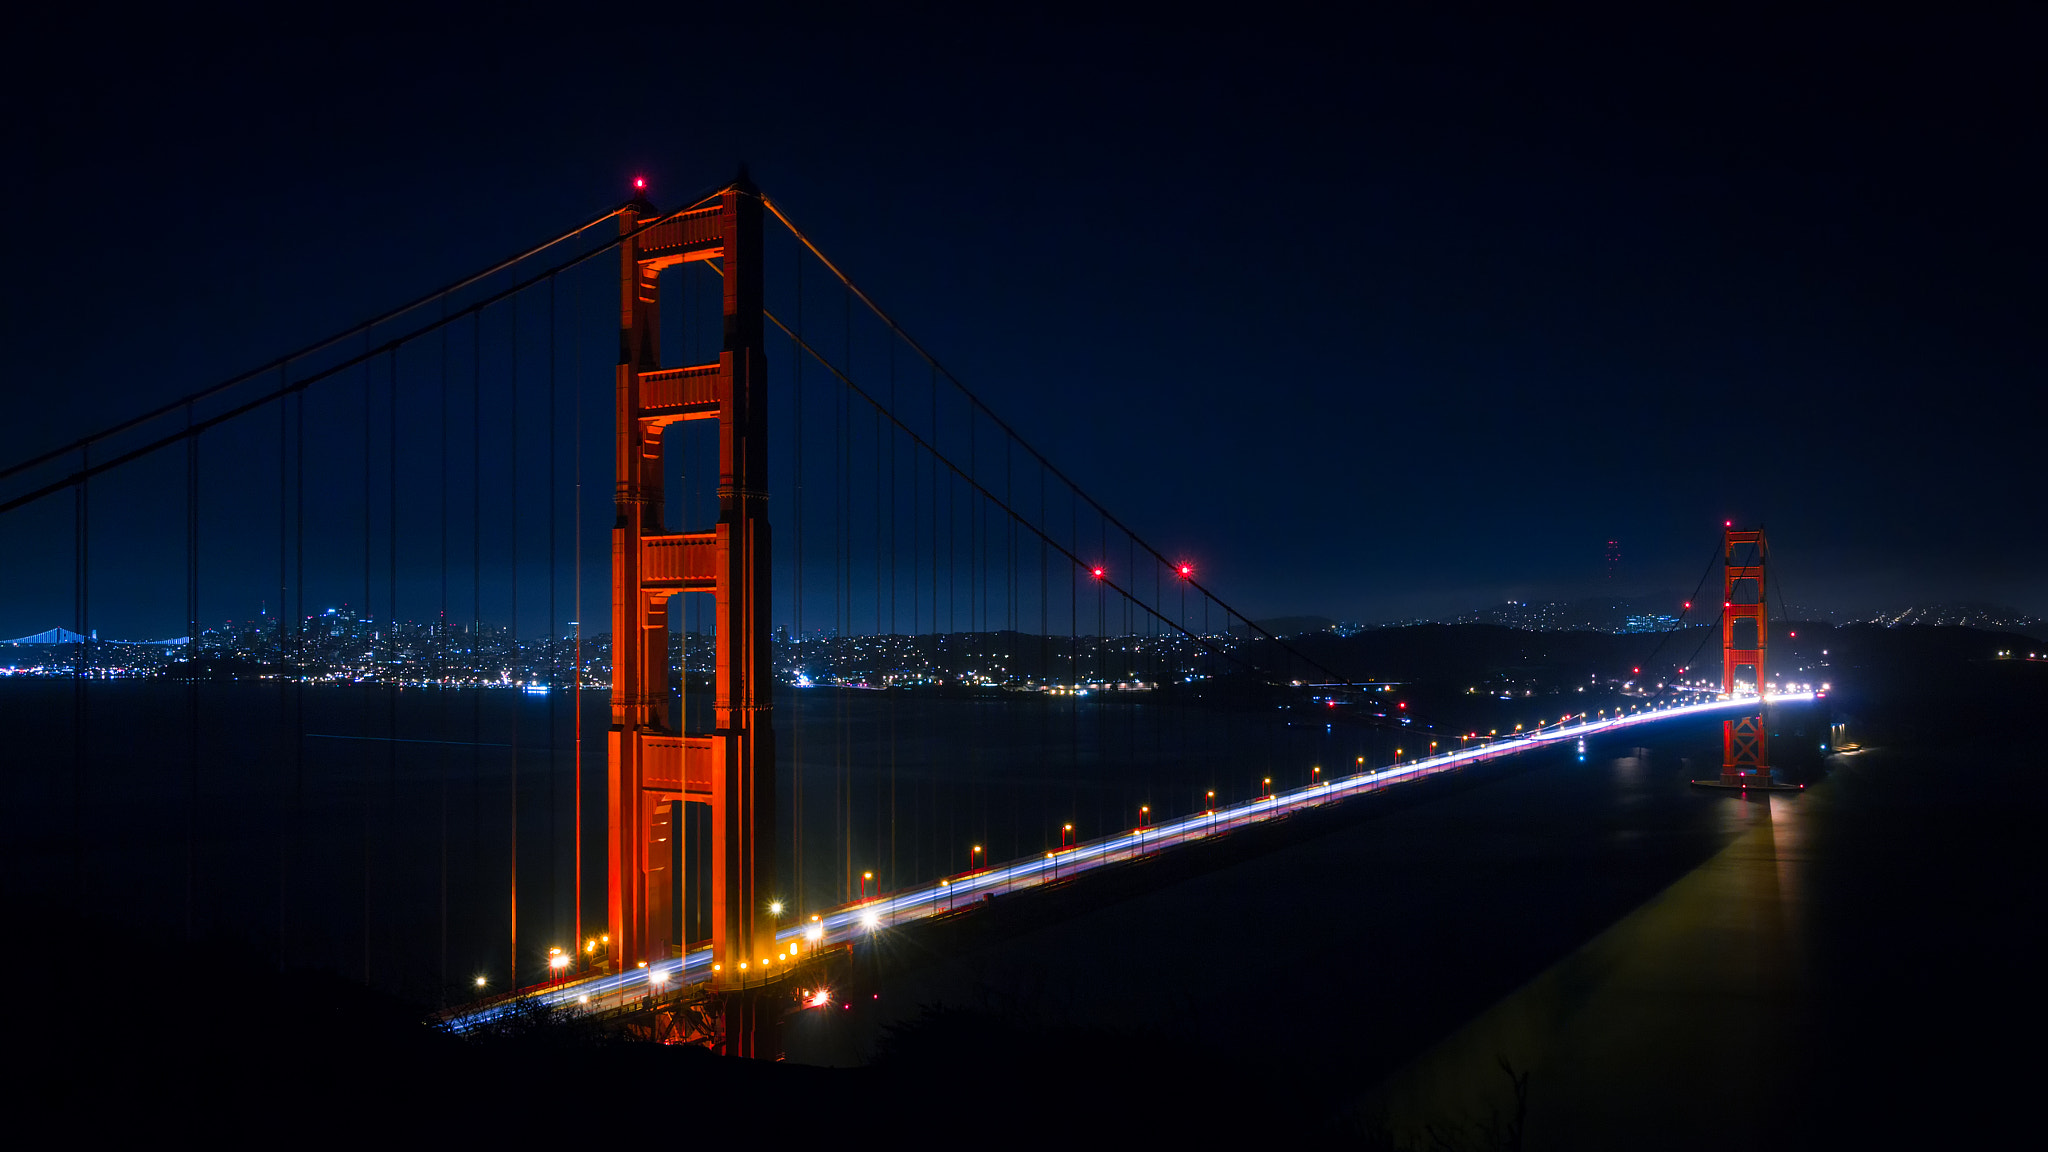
[{"xmin": 443, "ymin": 692, "xmax": 1813, "ymax": 1031}]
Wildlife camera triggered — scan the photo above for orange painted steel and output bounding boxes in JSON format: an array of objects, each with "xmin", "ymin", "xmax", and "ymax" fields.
[
  {"xmin": 607, "ymin": 177, "xmax": 777, "ymax": 1052},
  {"xmin": 1719, "ymin": 527, "xmax": 1770, "ymax": 785}
]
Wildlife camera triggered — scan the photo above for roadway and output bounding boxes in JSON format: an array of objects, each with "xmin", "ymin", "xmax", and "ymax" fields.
[{"xmin": 443, "ymin": 691, "xmax": 1816, "ymax": 1031}]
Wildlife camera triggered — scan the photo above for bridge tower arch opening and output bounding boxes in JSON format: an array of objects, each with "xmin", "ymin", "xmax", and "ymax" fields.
[{"xmin": 607, "ymin": 174, "xmax": 778, "ymax": 1038}]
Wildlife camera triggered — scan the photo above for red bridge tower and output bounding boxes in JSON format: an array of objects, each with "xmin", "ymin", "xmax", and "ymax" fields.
[
  {"xmin": 1695, "ymin": 525, "xmax": 1796, "ymax": 791},
  {"xmin": 608, "ymin": 174, "xmax": 780, "ymax": 1050}
]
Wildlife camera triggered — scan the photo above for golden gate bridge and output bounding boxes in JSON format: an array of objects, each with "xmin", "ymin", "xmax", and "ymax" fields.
[{"xmin": 0, "ymin": 172, "xmax": 1803, "ymax": 1058}]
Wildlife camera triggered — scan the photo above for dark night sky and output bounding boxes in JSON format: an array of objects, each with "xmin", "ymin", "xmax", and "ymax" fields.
[{"xmin": 3, "ymin": 6, "xmax": 2042, "ymax": 632}]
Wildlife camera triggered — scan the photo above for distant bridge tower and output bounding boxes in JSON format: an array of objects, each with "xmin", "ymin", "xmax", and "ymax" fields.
[
  {"xmin": 1605, "ymin": 539, "xmax": 1620, "ymax": 582},
  {"xmin": 608, "ymin": 173, "xmax": 778, "ymax": 1048},
  {"xmin": 1696, "ymin": 525, "xmax": 1793, "ymax": 790}
]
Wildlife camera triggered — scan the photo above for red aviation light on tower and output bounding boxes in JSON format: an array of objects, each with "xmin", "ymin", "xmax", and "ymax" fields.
[
  {"xmin": 633, "ymin": 177, "xmax": 647, "ymax": 191},
  {"xmin": 1177, "ymin": 564, "xmax": 1193, "ymax": 579},
  {"xmin": 1090, "ymin": 566, "xmax": 1105, "ymax": 580}
]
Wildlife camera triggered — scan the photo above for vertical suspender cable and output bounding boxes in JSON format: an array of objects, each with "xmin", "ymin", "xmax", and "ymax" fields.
[
  {"xmin": 1040, "ymin": 466, "xmax": 1049, "ymax": 847},
  {"xmin": 793, "ymin": 249, "xmax": 803, "ymax": 913},
  {"xmin": 907, "ymin": 344, "xmax": 918, "ymax": 884},
  {"xmin": 471, "ymin": 310, "xmax": 483, "ymax": 983},
  {"xmin": 292, "ymin": 374, "xmax": 305, "ymax": 969},
  {"xmin": 841, "ymin": 287, "xmax": 851, "ymax": 900},
  {"xmin": 386, "ymin": 347, "xmax": 399, "ymax": 978},
  {"xmin": 834, "ymin": 290, "xmax": 844, "ymax": 900},
  {"xmin": 186, "ymin": 402, "xmax": 199, "ymax": 942},
  {"xmin": 439, "ymin": 311, "xmax": 451, "ymax": 999},
  {"xmin": 969, "ymin": 412, "xmax": 980, "ymax": 850},
  {"xmin": 74, "ymin": 446, "xmax": 88, "ymax": 913},
  {"xmin": 1006, "ymin": 439, "xmax": 1016, "ymax": 858},
  {"xmin": 888, "ymin": 342, "xmax": 897, "ymax": 888},
  {"xmin": 277, "ymin": 370, "xmax": 290, "ymax": 971},
  {"xmin": 509, "ymin": 290, "xmax": 521, "ymax": 987},
  {"xmin": 361, "ymin": 334, "xmax": 373, "ymax": 985},
  {"xmin": 572, "ymin": 274, "xmax": 583, "ymax": 951},
  {"xmin": 547, "ymin": 274, "xmax": 558, "ymax": 946},
  {"xmin": 875, "ymin": 353, "xmax": 884, "ymax": 880}
]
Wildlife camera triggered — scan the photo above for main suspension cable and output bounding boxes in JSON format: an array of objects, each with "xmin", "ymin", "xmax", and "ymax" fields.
[
  {"xmin": 0, "ymin": 204, "xmax": 641, "ymax": 485},
  {"xmin": 760, "ymin": 195, "xmax": 1365, "ymax": 691}
]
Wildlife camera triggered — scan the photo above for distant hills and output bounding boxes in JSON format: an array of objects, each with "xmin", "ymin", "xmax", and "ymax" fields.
[{"xmin": 1240, "ymin": 599, "xmax": 2045, "ymax": 642}]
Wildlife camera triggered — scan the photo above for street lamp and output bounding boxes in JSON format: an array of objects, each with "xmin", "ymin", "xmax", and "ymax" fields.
[
  {"xmin": 1061, "ymin": 823, "xmax": 1074, "ymax": 849},
  {"xmin": 859, "ymin": 871, "xmax": 873, "ymax": 900},
  {"xmin": 969, "ymin": 845, "xmax": 983, "ymax": 873}
]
